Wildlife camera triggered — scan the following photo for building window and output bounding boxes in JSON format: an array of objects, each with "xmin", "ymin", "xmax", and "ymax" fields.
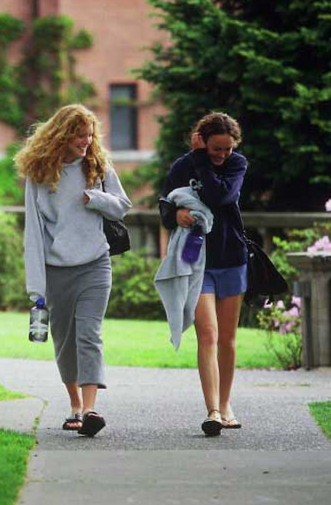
[{"xmin": 110, "ymin": 84, "xmax": 137, "ymax": 150}]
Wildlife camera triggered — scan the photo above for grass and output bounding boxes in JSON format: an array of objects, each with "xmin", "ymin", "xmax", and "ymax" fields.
[
  {"xmin": 0, "ymin": 384, "xmax": 27, "ymax": 402},
  {"xmin": 309, "ymin": 402, "xmax": 331, "ymax": 441},
  {"xmin": 0, "ymin": 311, "xmax": 285, "ymax": 369},
  {"xmin": 0, "ymin": 385, "xmax": 35, "ymax": 505}
]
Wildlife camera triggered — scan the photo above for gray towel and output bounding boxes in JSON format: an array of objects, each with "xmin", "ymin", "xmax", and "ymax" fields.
[{"xmin": 154, "ymin": 186, "xmax": 213, "ymax": 350}]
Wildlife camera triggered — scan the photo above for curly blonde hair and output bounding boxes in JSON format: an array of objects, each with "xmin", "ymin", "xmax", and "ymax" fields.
[{"xmin": 15, "ymin": 104, "xmax": 110, "ymax": 190}]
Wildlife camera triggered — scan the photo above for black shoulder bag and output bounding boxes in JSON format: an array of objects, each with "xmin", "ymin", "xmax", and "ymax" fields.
[
  {"xmin": 101, "ymin": 181, "xmax": 131, "ymax": 256},
  {"xmin": 244, "ymin": 235, "xmax": 289, "ymax": 305},
  {"xmin": 232, "ymin": 204, "xmax": 288, "ymax": 305}
]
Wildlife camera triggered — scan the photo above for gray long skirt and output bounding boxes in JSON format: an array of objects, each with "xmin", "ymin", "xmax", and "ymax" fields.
[{"xmin": 46, "ymin": 252, "xmax": 111, "ymax": 389}]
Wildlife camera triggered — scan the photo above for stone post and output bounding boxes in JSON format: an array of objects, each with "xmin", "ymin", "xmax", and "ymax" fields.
[{"xmin": 287, "ymin": 252, "xmax": 331, "ymax": 368}]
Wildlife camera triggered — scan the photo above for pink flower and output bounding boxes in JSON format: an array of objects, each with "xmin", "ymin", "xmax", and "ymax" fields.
[
  {"xmin": 307, "ymin": 244, "xmax": 318, "ymax": 253},
  {"xmin": 325, "ymin": 199, "xmax": 331, "ymax": 212},
  {"xmin": 307, "ymin": 235, "xmax": 331, "ymax": 253},
  {"xmin": 288, "ymin": 306, "xmax": 299, "ymax": 318},
  {"xmin": 291, "ymin": 296, "xmax": 301, "ymax": 308},
  {"xmin": 264, "ymin": 300, "xmax": 273, "ymax": 308},
  {"xmin": 276, "ymin": 300, "xmax": 284, "ymax": 309}
]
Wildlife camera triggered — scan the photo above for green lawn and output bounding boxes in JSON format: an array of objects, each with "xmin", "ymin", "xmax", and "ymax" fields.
[
  {"xmin": 0, "ymin": 384, "xmax": 27, "ymax": 402},
  {"xmin": 0, "ymin": 385, "xmax": 35, "ymax": 505},
  {"xmin": 0, "ymin": 311, "xmax": 282, "ymax": 369},
  {"xmin": 309, "ymin": 402, "xmax": 331, "ymax": 441}
]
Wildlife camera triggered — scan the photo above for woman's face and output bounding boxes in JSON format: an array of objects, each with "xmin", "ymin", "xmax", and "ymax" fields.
[
  {"xmin": 64, "ymin": 123, "xmax": 94, "ymax": 162},
  {"xmin": 206, "ymin": 134, "xmax": 236, "ymax": 166}
]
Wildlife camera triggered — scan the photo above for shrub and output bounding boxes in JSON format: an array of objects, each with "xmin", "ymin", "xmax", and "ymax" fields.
[
  {"xmin": 257, "ymin": 297, "xmax": 302, "ymax": 370},
  {"xmin": 106, "ymin": 250, "xmax": 165, "ymax": 320},
  {"xmin": 0, "ymin": 212, "xmax": 29, "ymax": 310},
  {"xmin": 0, "ymin": 143, "xmax": 24, "ymax": 206}
]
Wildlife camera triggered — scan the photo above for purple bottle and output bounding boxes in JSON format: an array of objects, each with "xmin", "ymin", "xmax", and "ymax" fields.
[{"xmin": 182, "ymin": 223, "xmax": 204, "ymax": 263}]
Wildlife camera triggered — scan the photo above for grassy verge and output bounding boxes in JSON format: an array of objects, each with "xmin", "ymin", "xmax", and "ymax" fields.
[
  {"xmin": 309, "ymin": 402, "xmax": 331, "ymax": 441},
  {"xmin": 0, "ymin": 430, "xmax": 35, "ymax": 505},
  {"xmin": 0, "ymin": 311, "xmax": 285, "ymax": 369},
  {"xmin": 0, "ymin": 384, "xmax": 27, "ymax": 402},
  {"xmin": 0, "ymin": 385, "xmax": 35, "ymax": 505}
]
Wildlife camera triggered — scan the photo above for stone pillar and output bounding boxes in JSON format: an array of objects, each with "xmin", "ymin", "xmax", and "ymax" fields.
[{"xmin": 287, "ymin": 252, "xmax": 331, "ymax": 368}]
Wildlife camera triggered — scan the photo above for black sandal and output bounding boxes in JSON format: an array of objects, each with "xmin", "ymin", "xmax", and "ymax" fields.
[
  {"xmin": 78, "ymin": 411, "xmax": 105, "ymax": 437},
  {"xmin": 201, "ymin": 409, "xmax": 222, "ymax": 437},
  {"xmin": 62, "ymin": 413, "xmax": 83, "ymax": 431}
]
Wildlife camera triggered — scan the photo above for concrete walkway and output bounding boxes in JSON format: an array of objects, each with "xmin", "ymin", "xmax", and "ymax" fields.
[{"xmin": 0, "ymin": 358, "xmax": 331, "ymax": 504}]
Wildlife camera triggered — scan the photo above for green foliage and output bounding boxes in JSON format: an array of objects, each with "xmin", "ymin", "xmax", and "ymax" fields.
[
  {"xmin": 138, "ymin": 0, "xmax": 331, "ymax": 210},
  {"xmin": 0, "ymin": 13, "xmax": 24, "ymax": 46},
  {"xmin": 71, "ymin": 29, "xmax": 94, "ymax": 49},
  {"xmin": 0, "ymin": 144, "xmax": 24, "ymax": 205},
  {"xmin": 32, "ymin": 15, "xmax": 73, "ymax": 47},
  {"xmin": 270, "ymin": 222, "xmax": 331, "ymax": 286},
  {"xmin": 119, "ymin": 161, "xmax": 160, "ymax": 206},
  {"xmin": 257, "ymin": 299, "xmax": 302, "ymax": 369},
  {"xmin": 0, "ymin": 428, "xmax": 35, "ymax": 505},
  {"xmin": 106, "ymin": 250, "xmax": 166, "ymax": 320},
  {"xmin": 0, "ymin": 14, "xmax": 95, "ymax": 135},
  {"xmin": 0, "ymin": 212, "xmax": 29, "ymax": 310}
]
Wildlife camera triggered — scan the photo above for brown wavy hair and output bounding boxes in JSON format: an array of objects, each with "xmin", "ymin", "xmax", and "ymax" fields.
[
  {"xmin": 192, "ymin": 112, "xmax": 242, "ymax": 146},
  {"xmin": 15, "ymin": 104, "xmax": 110, "ymax": 190}
]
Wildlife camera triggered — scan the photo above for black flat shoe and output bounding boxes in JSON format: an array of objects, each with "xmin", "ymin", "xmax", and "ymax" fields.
[
  {"xmin": 62, "ymin": 413, "xmax": 83, "ymax": 431},
  {"xmin": 78, "ymin": 411, "xmax": 105, "ymax": 437},
  {"xmin": 201, "ymin": 409, "xmax": 222, "ymax": 437}
]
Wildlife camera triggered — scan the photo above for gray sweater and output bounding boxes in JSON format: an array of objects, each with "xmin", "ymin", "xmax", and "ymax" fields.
[
  {"xmin": 154, "ymin": 186, "xmax": 213, "ymax": 350},
  {"xmin": 24, "ymin": 158, "xmax": 132, "ymax": 301}
]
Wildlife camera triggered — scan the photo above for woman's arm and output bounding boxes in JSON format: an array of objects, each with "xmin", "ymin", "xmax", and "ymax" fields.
[
  {"xmin": 192, "ymin": 151, "xmax": 247, "ymax": 206},
  {"xmin": 24, "ymin": 179, "xmax": 46, "ymax": 302},
  {"xmin": 84, "ymin": 166, "xmax": 132, "ymax": 221},
  {"xmin": 160, "ymin": 156, "xmax": 196, "ymax": 229},
  {"xmin": 189, "ymin": 131, "xmax": 247, "ymax": 206}
]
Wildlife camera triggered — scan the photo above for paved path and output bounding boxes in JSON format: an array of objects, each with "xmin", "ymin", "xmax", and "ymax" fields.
[{"xmin": 0, "ymin": 358, "xmax": 331, "ymax": 504}]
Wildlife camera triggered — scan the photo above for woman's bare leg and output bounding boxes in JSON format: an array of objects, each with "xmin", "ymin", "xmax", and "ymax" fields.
[
  {"xmin": 195, "ymin": 293, "xmax": 220, "ymax": 419},
  {"xmin": 216, "ymin": 294, "xmax": 243, "ymax": 424},
  {"xmin": 64, "ymin": 382, "xmax": 83, "ymax": 428},
  {"xmin": 81, "ymin": 384, "xmax": 98, "ymax": 415}
]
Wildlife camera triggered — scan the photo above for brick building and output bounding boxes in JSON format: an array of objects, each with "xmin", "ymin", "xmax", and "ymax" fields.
[{"xmin": 0, "ymin": 0, "xmax": 164, "ymax": 173}]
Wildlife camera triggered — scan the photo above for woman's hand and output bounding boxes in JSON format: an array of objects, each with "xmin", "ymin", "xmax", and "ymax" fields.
[
  {"xmin": 176, "ymin": 208, "xmax": 196, "ymax": 227},
  {"xmin": 191, "ymin": 132, "xmax": 206, "ymax": 150},
  {"xmin": 83, "ymin": 193, "xmax": 90, "ymax": 204}
]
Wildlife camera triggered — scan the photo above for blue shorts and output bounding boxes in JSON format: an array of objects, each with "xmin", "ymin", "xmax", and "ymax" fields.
[{"xmin": 201, "ymin": 264, "xmax": 247, "ymax": 300}]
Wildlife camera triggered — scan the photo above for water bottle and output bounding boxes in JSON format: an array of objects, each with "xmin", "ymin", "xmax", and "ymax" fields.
[
  {"xmin": 181, "ymin": 223, "xmax": 204, "ymax": 263},
  {"xmin": 29, "ymin": 298, "xmax": 49, "ymax": 343}
]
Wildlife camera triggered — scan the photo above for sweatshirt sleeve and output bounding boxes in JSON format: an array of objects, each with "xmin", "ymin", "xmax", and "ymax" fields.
[
  {"xmin": 189, "ymin": 149, "xmax": 247, "ymax": 206},
  {"xmin": 24, "ymin": 178, "xmax": 46, "ymax": 302},
  {"xmin": 84, "ymin": 166, "xmax": 132, "ymax": 221}
]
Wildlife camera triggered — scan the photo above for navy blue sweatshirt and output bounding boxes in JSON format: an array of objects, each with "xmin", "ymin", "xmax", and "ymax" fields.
[{"xmin": 162, "ymin": 148, "xmax": 248, "ymax": 269}]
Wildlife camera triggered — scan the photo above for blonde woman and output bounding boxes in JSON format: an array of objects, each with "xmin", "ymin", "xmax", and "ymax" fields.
[{"xmin": 16, "ymin": 104, "xmax": 132, "ymax": 437}]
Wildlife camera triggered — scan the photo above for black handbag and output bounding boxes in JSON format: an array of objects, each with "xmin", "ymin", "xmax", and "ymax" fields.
[
  {"xmin": 229, "ymin": 203, "xmax": 288, "ymax": 305},
  {"xmin": 102, "ymin": 182, "xmax": 131, "ymax": 256},
  {"xmin": 243, "ymin": 235, "xmax": 288, "ymax": 305}
]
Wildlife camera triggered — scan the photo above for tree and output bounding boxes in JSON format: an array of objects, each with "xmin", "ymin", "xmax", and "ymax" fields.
[
  {"xmin": 0, "ymin": 14, "xmax": 96, "ymax": 135},
  {"xmin": 138, "ymin": 0, "xmax": 331, "ymax": 210},
  {"xmin": 0, "ymin": 13, "xmax": 96, "ymax": 205}
]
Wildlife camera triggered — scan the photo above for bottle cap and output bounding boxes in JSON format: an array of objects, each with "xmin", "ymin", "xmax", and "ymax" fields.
[
  {"xmin": 36, "ymin": 298, "xmax": 45, "ymax": 308},
  {"xmin": 192, "ymin": 223, "xmax": 203, "ymax": 235}
]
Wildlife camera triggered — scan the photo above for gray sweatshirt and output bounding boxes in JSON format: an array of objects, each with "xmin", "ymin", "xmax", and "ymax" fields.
[
  {"xmin": 154, "ymin": 186, "xmax": 213, "ymax": 350},
  {"xmin": 24, "ymin": 158, "xmax": 132, "ymax": 301}
]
